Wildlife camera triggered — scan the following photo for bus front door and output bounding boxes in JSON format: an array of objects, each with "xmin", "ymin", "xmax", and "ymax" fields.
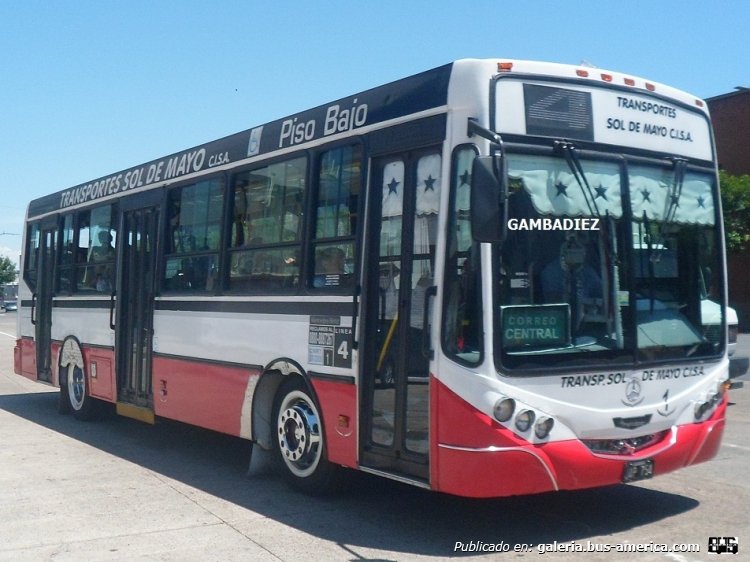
[
  {"xmin": 360, "ymin": 149, "xmax": 441, "ymax": 482},
  {"xmin": 34, "ymin": 219, "xmax": 58, "ymax": 383},
  {"xmin": 115, "ymin": 203, "xmax": 158, "ymax": 420}
]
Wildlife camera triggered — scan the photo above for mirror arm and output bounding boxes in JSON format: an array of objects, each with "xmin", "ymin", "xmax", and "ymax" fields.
[
  {"xmin": 467, "ymin": 118, "xmax": 503, "ymax": 146},
  {"xmin": 467, "ymin": 118, "xmax": 506, "ymax": 190}
]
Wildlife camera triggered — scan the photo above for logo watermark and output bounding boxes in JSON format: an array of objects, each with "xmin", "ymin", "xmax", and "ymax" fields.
[
  {"xmin": 453, "ymin": 540, "xmax": 702, "ymax": 555},
  {"xmin": 708, "ymin": 536, "xmax": 739, "ymax": 554}
]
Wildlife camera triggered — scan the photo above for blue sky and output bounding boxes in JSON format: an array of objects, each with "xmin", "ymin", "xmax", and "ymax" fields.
[{"xmin": 1, "ymin": 1, "xmax": 748, "ymax": 265}]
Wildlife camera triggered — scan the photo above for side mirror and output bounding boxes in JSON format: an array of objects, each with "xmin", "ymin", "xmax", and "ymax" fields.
[{"xmin": 470, "ymin": 156, "xmax": 508, "ymax": 243}]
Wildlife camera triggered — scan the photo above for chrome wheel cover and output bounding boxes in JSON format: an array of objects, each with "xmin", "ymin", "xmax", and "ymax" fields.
[{"xmin": 277, "ymin": 389, "xmax": 322, "ymax": 478}]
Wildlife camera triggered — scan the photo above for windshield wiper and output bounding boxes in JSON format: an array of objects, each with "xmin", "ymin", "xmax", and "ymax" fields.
[
  {"xmin": 652, "ymin": 158, "xmax": 687, "ymax": 252},
  {"xmin": 641, "ymin": 160, "xmax": 686, "ymax": 317},
  {"xmin": 663, "ymin": 158, "xmax": 687, "ymax": 224},
  {"xmin": 642, "ymin": 213, "xmax": 657, "ymax": 314},
  {"xmin": 604, "ymin": 214, "xmax": 624, "ymax": 348},
  {"xmin": 554, "ymin": 141, "xmax": 600, "ymax": 217}
]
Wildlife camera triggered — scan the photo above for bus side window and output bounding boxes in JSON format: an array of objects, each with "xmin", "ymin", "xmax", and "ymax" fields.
[
  {"xmin": 23, "ymin": 223, "xmax": 41, "ymax": 291},
  {"xmin": 74, "ymin": 205, "xmax": 116, "ymax": 293},
  {"xmin": 162, "ymin": 179, "xmax": 223, "ymax": 293},
  {"xmin": 57, "ymin": 214, "xmax": 75, "ymax": 294},
  {"xmin": 310, "ymin": 144, "xmax": 360, "ymax": 291},
  {"xmin": 442, "ymin": 147, "xmax": 482, "ymax": 364},
  {"xmin": 227, "ymin": 157, "xmax": 305, "ymax": 293}
]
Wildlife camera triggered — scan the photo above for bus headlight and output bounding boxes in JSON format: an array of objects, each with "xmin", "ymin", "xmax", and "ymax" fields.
[
  {"xmin": 534, "ymin": 416, "xmax": 555, "ymax": 439},
  {"xmin": 493, "ymin": 397, "xmax": 516, "ymax": 423},
  {"xmin": 515, "ymin": 409, "xmax": 535, "ymax": 432}
]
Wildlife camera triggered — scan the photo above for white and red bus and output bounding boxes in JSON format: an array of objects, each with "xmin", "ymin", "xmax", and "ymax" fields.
[{"xmin": 14, "ymin": 59, "xmax": 731, "ymax": 496}]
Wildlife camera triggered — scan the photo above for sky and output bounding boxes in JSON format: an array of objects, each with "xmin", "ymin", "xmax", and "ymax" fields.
[{"xmin": 1, "ymin": 0, "xmax": 749, "ymax": 268}]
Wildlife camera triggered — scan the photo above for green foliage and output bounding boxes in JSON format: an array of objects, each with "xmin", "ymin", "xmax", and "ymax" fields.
[
  {"xmin": 720, "ymin": 170, "xmax": 750, "ymax": 253},
  {"xmin": 0, "ymin": 255, "xmax": 16, "ymax": 285}
]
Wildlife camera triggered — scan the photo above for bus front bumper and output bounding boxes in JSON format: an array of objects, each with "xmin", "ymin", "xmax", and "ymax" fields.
[{"xmin": 433, "ymin": 382, "xmax": 727, "ymax": 498}]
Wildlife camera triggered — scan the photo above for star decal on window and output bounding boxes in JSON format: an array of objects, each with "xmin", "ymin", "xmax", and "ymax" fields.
[
  {"xmin": 594, "ymin": 185, "xmax": 608, "ymax": 200},
  {"xmin": 641, "ymin": 189, "xmax": 651, "ymax": 202},
  {"xmin": 459, "ymin": 170, "xmax": 471, "ymax": 186},
  {"xmin": 555, "ymin": 182, "xmax": 568, "ymax": 197},
  {"xmin": 423, "ymin": 175, "xmax": 437, "ymax": 192},
  {"xmin": 387, "ymin": 178, "xmax": 399, "ymax": 195}
]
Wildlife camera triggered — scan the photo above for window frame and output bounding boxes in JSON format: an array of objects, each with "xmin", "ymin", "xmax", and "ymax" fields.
[
  {"xmin": 225, "ymin": 153, "xmax": 308, "ymax": 295},
  {"xmin": 307, "ymin": 141, "xmax": 363, "ymax": 293},
  {"xmin": 161, "ymin": 176, "xmax": 226, "ymax": 294},
  {"xmin": 441, "ymin": 143, "xmax": 484, "ymax": 367},
  {"xmin": 50, "ymin": 203, "xmax": 118, "ymax": 296},
  {"xmin": 22, "ymin": 221, "xmax": 42, "ymax": 293}
]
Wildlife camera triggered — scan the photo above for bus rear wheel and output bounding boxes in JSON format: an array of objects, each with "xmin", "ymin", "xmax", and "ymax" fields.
[
  {"xmin": 273, "ymin": 377, "xmax": 340, "ymax": 493},
  {"xmin": 59, "ymin": 338, "xmax": 100, "ymax": 421},
  {"xmin": 63, "ymin": 362, "xmax": 100, "ymax": 421}
]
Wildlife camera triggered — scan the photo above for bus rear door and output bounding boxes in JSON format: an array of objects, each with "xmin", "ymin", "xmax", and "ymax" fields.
[
  {"xmin": 114, "ymin": 194, "xmax": 160, "ymax": 422},
  {"xmin": 33, "ymin": 217, "xmax": 58, "ymax": 383}
]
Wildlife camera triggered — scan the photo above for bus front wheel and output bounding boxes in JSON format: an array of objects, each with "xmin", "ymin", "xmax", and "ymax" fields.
[{"xmin": 273, "ymin": 377, "xmax": 340, "ymax": 493}]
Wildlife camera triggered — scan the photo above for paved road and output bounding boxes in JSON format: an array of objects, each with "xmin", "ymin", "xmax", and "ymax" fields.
[{"xmin": 0, "ymin": 311, "xmax": 748, "ymax": 561}]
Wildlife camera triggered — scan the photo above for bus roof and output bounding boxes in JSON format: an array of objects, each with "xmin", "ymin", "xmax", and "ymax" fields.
[
  {"xmin": 27, "ymin": 62, "xmax": 454, "ymax": 219},
  {"xmin": 485, "ymin": 59, "xmax": 709, "ymax": 112},
  {"xmin": 26, "ymin": 58, "xmax": 710, "ymax": 220}
]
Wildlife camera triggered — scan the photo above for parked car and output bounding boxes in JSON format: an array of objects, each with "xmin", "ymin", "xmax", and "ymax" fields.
[
  {"xmin": 702, "ymin": 299, "xmax": 747, "ymax": 378},
  {"xmin": 727, "ymin": 306, "xmax": 748, "ymax": 378}
]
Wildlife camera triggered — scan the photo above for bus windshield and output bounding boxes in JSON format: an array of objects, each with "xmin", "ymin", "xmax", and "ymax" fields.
[{"xmin": 494, "ymin": 151, "xmax": 723, "ymax": 370}]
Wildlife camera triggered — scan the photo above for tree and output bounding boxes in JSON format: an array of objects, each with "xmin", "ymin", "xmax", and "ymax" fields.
[
  {"xmin": 0, "ymin": 255, "xmax": 16, "ymax": 285},
  {"xmin": 719, "ymin": 170, "xmax": 750, "ymax": 253}
]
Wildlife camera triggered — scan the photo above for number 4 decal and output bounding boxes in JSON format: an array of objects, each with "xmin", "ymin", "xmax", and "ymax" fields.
[
  {"xmin": 333, "ymin": 327, "xmax": 353, "ymax": 368},
  {"xmin": 337, "ymin": 340, "xmax": 349, "ymax": 360}
]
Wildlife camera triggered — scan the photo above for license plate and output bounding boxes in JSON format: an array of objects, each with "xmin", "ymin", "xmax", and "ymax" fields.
[{"xmin": 622, "ymin": 459, "xmax": 654, "ymax": 483}]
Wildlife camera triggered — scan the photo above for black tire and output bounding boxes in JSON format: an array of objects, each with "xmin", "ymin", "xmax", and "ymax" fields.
[
  {"xmin": 272, "ymin": 377, "xmax": 341, "ymax": 493},
  {"xmin": 58, "ymin": 381, "xmax": 73, "ymax": 415}
]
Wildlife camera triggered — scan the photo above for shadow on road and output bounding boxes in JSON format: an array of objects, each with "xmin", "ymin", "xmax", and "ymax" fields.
[{"xmin": 0, "ymin": 391, "xmax": 699, "ymax": 558}]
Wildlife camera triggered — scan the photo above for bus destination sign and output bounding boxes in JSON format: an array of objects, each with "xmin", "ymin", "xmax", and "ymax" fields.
[
  {"xmin": 501, "ymin": 304, "xmax": 570, "ymax": 350},
  {"xmin": 495, "ymin": 79, "xmax": 713, "ymax": 161},
  {"xmin": 523, "ymin": 84, "xmax": 594, "ymax": 141}
]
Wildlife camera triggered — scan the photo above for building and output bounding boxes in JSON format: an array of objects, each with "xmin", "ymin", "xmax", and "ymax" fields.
[
  {"xmin": 707, "ymin": 88, "xmax": 750, "ymax": 328},
  {"xmin": 708, "ymin": 88, "xmax": 750, "ymax": 175}
]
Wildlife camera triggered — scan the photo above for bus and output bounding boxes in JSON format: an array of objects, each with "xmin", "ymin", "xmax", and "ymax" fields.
[
  {"xmin": 14, "ymin": 59, "xmax": 731, "ymax": 497},
  {"xmin": 1, "ymin": 282, "xmax": 18, "ymax": 311}
]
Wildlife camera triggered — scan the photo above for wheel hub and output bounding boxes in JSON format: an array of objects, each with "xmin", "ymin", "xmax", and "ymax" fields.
[{"xmin": 278, "ymin": 399, "xmax": 321, "ymax": 469}]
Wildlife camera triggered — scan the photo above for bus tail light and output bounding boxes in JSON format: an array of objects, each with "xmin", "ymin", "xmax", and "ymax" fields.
[
  {"xmin": 493, "ymin": 397, "xmax": 516, "ymax": 422},
  {"xmin": 534, "ymin": 417, "xmax": 554, "ymax": 439},
  {"xmin": 515, "ymin": 409, "xmax": 535, "ymax": 432}
]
